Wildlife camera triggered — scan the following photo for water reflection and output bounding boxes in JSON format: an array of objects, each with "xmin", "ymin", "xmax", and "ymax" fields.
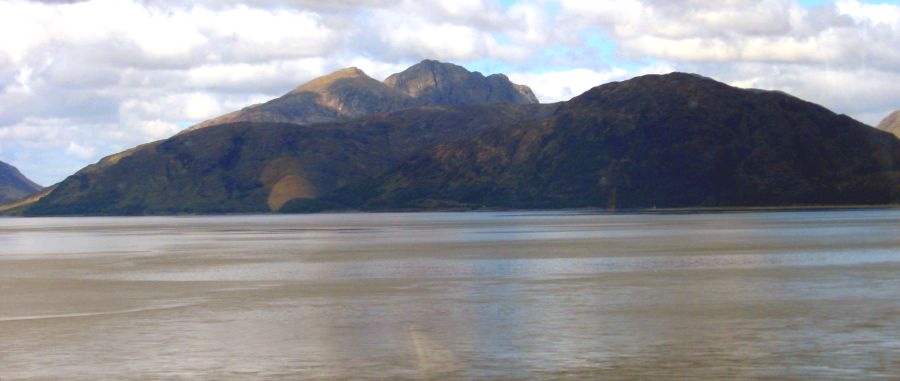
[{"xmin": 1, "ymin": 210, "xmax": 899, "ymax": 379}]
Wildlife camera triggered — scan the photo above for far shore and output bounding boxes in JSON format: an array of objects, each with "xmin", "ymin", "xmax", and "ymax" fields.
[{"xmin": 2, "ymin": 202, "xmax": 898, "ymax": 218}]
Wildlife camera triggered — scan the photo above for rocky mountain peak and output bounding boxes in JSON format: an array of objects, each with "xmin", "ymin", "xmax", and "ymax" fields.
[
  {"xmin": 187, "ymin": 59, "xmax": 538, "ymax": 132},
  {"xmin": 877, "ymin": 110, "xmax": 900, "ymax": 137},
  {"xmin": 383, "ymin": 60, "xmax": 470, "ymax": 97},
  {"xmin": 291, "ymin": 66, "xmax": 373, "ymax": 94},
  {"xmin": 384, "ymin": 59, "xmax": 538, "ymax": 105}
]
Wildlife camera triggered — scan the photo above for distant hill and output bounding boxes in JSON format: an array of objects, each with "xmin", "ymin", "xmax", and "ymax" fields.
[
  {"xmin": 877, "ymin": 110, "xmax": 900, "ymax": 137},
  {"xmin": 24, "ymin": 103, "xmax": 556, "ymax": 215},
  {"xmin": 0, "ymin": 161, "xmax": 42, "ymax": 204},
  {"xmin": 288, "ymin": 73, "xmax": 900, "ymax": 212},
  {"xmin": 187, "ymin": 60, "xmax": 538, "ymax": 132},
  {"xmin": 19, "ymin": 59, "xmax": 548, "ymax": 216}
]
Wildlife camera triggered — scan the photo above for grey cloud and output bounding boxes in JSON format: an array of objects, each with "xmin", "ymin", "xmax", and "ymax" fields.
[
  {"xmin": 671, "ymin": 61, "xmax": 900, "ymax": 125},
  {"xmin": 8, "ymin": 0, "xmax": 547, "ymax": 185},
  {"xmin": 141, "ymin": 0, "xmax": 396, "ymax": 12},
  {"xmin": 3, "ymin": 0, "xmax": 900, "ymax": 185},
  {"xmin": 29, "ymin": 0, "xmax": 89, "ymax": 3},
  {"xmin": 560, "ymin": 0, "xmax": 900, "ymax": 73}
]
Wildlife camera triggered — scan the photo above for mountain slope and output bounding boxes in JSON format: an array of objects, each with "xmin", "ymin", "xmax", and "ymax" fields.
[
  {"xmin": 0, "ymin": 161, "xmax": 42, "ymax": 204},
  {"xmin": 188, "ymin": 67, "xmax": 412, "ymax": 131},
  {"xmin": 877, "ymin": 110, "xmax": 900, "ymax": 137},
  {"xmin": 24, "ymin": 103, "xmax": 556, "ymax": 215},
  {"xmin": 292, "ymin": 73, "xmax": 900, "ymax": 212},
  {"xmin": 188, "ymin": 60, "xmax": 538, "ymax": 131}
]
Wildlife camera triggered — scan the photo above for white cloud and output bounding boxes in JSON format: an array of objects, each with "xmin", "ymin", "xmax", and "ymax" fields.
[
  {"xmin": 1, "ymin": 0, "xmax": 900, "ymax": 186},
  {"xmin": 338, "ymin": 57, "xmax": 408, "ymax": 81},
  {"xmin": 183, "ymin": 94, "xmax": 222, "ymax": 120},
  {"xmin": 119, "ymin": 93, "xmax": 222, "ymax": 126},
  {"xmin": 508, "ymin": 68, "xmax": 632, "ymax": 103},
  {"xmin": 66, "ymin": 141, "xmax": 96, "ymax": 160},
  {"xmin": 0, "ymin": 117, "xmax": 72, "ymax": 144},
  {"xmin": 717, "ymin": 63, "xmax": 900, "ymax": 125},
  {"xmin": 559, "ymin": 0, "xmax": 900, "ymax": 69},
  {"xmin": 506, "ymin": 2, "xmax": 554, "ymax": 46},
  {"xmin": 0, "ymin": 1, "xmax": 52, "ymax": 64},
  {"xmin": 555, "ymin": 0, "xmax": 900, "ymax": 125},
  {"xmin": 12, "ymin": 67, "xmax": 34, "ymax": 94},
  {"xmin": 559, "ymin": 0, "xmax": 796, "ymax": 39},
  {"xmin": 374, "ymin": 19, "xmax": 487, "ymax": 60},
  {"xmin": 836, "ymin": 0, "xmax": 900, "ymax": 25},
  {"xmin": 136, "ymin": 120, "xmax": 180, "ymax": 140},
  {"xmin": 183, "ymin": 58, "xmax": 327, "ymax": 92}
]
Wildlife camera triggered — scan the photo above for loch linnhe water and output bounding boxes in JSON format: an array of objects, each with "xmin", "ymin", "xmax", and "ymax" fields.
[{"xmin": 1, "ymin": 210, "xmax": 898, "ymax": 380}]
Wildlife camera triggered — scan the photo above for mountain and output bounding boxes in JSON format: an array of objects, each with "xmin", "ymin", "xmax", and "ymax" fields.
[
  {"xmin": 287, "ymin": 73, "xmax": 900, "ymax": 212},
  {"xmin": 0, "ymin": 161, "xmax": 42, "ymax": 204},
  {"xmin": 17, "ymin": 68, "xmax": 900, "ymax": 216},
  {"xmin": 20, "ymin": 59, "xmax": 547, "ymax": 216},
  {"xmin": 23, "ymin": 103, "xmax": 556, "ymax": 215},
  {"xmin": 877, "ymin": 110, "xmax": 900, "ymax": 137},
  {"xmin": 187, "ymin": 60, "xmax": 538, "ymax": 132}
]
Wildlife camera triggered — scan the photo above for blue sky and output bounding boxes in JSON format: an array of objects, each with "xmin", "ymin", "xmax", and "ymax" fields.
[{"xmin": 1, "ymin": 0, "xmax": 900, "ymax": 185}]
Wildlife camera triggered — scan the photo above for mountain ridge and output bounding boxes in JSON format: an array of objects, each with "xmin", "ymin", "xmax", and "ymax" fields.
[
  {"xmin": 284, "ymin": 72, "xmax": 900, "ymax": 212},
  {"xmin": 11, "ymin": 67, "xmax": 900, "ymax": 216},
  {"xmin": 186, "ymin": 59, "xmax": 538, "ymax": 132}
]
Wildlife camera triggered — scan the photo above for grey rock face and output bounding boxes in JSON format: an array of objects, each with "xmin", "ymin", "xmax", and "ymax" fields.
[
  {"xmin": 877, "ymin": 110, "xmax": 900, "ymax": 137},
  {"xmin": 384, "ymin": 59, "xmax": 539, "ymax": 105}
]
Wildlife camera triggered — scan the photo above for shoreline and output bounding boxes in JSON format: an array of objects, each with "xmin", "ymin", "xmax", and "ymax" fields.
[{"xmin": 2, "ymin": 203, "xmax": 899, "ymax": 218}]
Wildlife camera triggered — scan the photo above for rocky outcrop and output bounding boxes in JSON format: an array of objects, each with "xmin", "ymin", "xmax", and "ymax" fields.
[
  {"xmin": 384, "ymin": 59, "xmax": 538, "ymax": 105},
  {"xmin": 877, "ymin": 110, "xmax": 900, "ymax": 137}
]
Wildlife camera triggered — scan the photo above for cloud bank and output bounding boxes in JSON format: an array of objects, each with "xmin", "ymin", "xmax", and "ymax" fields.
[{"xmin": 1, "ymin": 0, "xmax": 899, "ymax": 184}]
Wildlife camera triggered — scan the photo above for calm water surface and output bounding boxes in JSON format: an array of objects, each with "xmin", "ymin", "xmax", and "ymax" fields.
[{"xmin": 1, "ymin": 210, "xmax": 899, "ymax": 380}]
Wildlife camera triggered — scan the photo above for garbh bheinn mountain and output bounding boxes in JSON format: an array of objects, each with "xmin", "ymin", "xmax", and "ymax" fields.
[{"xmin": 11, "ymin": 62, "xmax": 900, "ymax": 216}]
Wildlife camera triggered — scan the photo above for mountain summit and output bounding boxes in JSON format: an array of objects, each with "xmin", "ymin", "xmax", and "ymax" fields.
[
  {"xmin": 384, "ymin": 59, "xmax": 538, "ymax": 105},
  {"xmin": 877, "ymin": 110, "xmax": 900, "ymax": 137},
  {"xmin": 188, "ymin": 59, "xmax": 538, "ymax": 131}
]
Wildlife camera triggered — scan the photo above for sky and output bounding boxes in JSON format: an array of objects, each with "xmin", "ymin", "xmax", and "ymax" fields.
[{"xmin": 1, "ymin": 0, "xmax": 899, "ymax": 185}]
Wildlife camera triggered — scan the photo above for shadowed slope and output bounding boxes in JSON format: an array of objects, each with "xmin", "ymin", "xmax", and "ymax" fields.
[
  {"xmin": 292, "ymin": 73, "xmax": 900, "ymax": 212},
  {"xmin": 0, "ymin": 161, "xmax": 42, "ymax": 204},
  {"xmin": 24, "ymin": 103, "xmax": 556, "ymax": 215}
]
